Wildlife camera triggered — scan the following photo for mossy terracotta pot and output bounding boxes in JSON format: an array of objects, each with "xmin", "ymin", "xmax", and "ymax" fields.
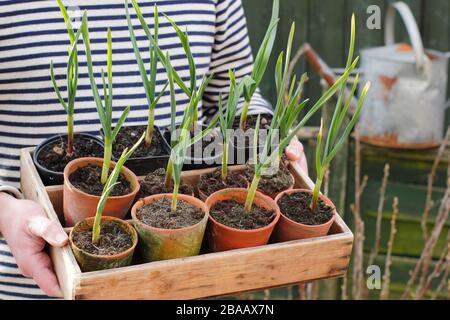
[
  {"xmin": 69, "ymin": 216, "xmax": 138, "ymax": 272},
  {"xmin": 131, "ymin": 193, "xmax": 208, "ymax": 262},
  {"xmin": 63, "ymin": 157, "xmax": 140, "ymax": 227},
  {"xmin": 272, "ymin": 189, "xmax": 336, "ymax": 242},
  {"xmin": 205, "ymin": 188, "xmax": 281, "ymax": 252}
]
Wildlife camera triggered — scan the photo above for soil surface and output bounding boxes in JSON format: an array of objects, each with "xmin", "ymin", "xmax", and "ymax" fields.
[
  {"xmin": 232, "ymin": 114, "xmax": 273, "ymax": 149},
  {"xmin": 232, "ymin": 114, "xmax": 272, "ymax": 131},
  {"xmin": 37, "ymin": 135, "xmax": 103, "ymax": 173},
  {"xmin": 209, "ymin": 200, "xmax": 276, "ymax": 230},
  {"xmin": 137, "ymin": 168, "xmax": 193, "ymax": 199},
  {"xmin": 113, "ymin": 125, "xmax": 168, "ymax": 158},
  {"xmin": 244, "ymin": 159, "xmax": 293, "ymax": 195},
  {"xmin": 198, "ymin": 168, "xmax": 247, "ymax": 197},
  {"xmin": 136, "ymin": 198, "xmax": 204, "ymax": 229},
  {"xmin": 72, "ymin": 221, "xmax": 133, "ymax": 255},
  {"xmin": 69, "ymin": 164, "xmax": 131, "ymax": 196},
  {"xmin": 277, "ymin": 191, "xmax": 333, "ymax": 225},
  {"xmin": 166, "ymin": 125, "xmax": 222, "ymax": 160}
]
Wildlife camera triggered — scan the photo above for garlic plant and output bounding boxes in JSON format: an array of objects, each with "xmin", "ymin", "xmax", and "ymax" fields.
[
  {"xmin": 92, "ymin": 134, "xmax": 145, "ymax": 243},
  {"xmin": 80, "ymin": 13, "xmax": 130, "ymax": 184},
  {"xmin": 50, "ymin": 0, "xmax": 80, "ymax": 156}
]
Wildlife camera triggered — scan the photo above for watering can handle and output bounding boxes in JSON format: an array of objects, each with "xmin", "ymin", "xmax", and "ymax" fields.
[{"xmin": 385, "ymin": 1, "xmax": 426, "ymax": 70}]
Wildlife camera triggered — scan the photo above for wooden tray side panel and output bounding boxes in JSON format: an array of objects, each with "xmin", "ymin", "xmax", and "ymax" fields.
[
  {"xmin": 76, "ymin": 234, "xmax": 352, "ymax": 300},
  {"xmin": 20, "ymin": 148, "xmax": 80, "ymax": 300}
]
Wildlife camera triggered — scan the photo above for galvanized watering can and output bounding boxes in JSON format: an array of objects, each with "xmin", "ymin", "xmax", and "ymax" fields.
[{"xmin": 359, "ymin": 1, "xmax": 449, "ymax": 148}]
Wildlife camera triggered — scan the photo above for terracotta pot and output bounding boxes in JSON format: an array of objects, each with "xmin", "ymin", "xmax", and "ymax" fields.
[
  {"xmin": 131, "ymin": 193, "xmax": 208, "ymax": 262},
  {"xmin": 257, "ymin": 171, "xmax": 295, "ymax": 199},
  {"xmin": 63, "ymin": 157, "xmax": 140, "ymax": 227},
  {"xmin": 69, "ymin": 216, "xmax": 138, "ymax": 272},
  {"xmin": 205, "ymin": 188, "xmax": 281, "ymax": 252},
  {"xmin": 272, "ymin": 189, "xmax": 336, "ymax": 241}
]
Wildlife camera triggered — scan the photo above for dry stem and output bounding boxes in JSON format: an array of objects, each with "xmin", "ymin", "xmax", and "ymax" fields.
[
  {"xmin": 421, "ymin": 126, "xmax": 450, "ymax": 241},
  {"xmin": 403, "ymin": 163, "xmax": 450, "ymax": 299},
  {"xmin": 351, "ymin": 130, "xmax": 367, "ymax": 299},
  {"xmin": 380, "ymin": 197, "xmax": 398, "ymax": 300},
  {"xmin": 368, "ymin": 163, "xmax": 390, "ymax": 267}
]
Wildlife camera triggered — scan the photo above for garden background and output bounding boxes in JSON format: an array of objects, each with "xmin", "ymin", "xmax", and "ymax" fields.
[{"xmin": 240, "ymin": 0, "xmax": 449, "ymax": 299}]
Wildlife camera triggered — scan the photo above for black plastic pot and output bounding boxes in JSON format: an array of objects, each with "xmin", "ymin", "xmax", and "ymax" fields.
[
  {"xmin": 103, "ymin": 125, "xmax": 171, "ymax": 176},
  {"xmin": 230, "ymin": 114, "xmax": 273, "ymax": 165},
  {"xmin": 33, "ymin": 133, "xmax": 104, "ymax": 186},
  {"xmin": 162, "ymin": 124, "xmax": 223, "ymax": 171}
]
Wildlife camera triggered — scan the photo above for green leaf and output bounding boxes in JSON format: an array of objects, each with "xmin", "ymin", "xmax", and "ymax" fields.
[
  {"xmin": 164, "ymin": 13, "xmax": 196, "ymax": 94},
  {"xmin": 128, "ymin": 0, "xmax": 190, "ymax": 96},
  {"xmin": 112, "ymin": 106, "xmax": 131, "ymax": 141},
  {"xmin": 125, "ymin": 4, "xmax": 154, "ymax": 108},
  {"xmin": 80, "ymin": 11, "xmax": 108, "ymax": 135},
  {"xmin": 50, "ymin": 61, "xmax": 68, "ymax": 113},
  {"xmin": 315, "ymin": 119, "xmax": 323, "ymax": 178},
  {"xmin": 56, "ymin": 0, "xmax": 75, "ymax": 44}
]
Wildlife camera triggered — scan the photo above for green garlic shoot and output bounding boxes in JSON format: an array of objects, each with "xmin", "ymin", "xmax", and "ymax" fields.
[
  {"xmin": 239, "ymin": 0, "xmax": 279, "ymax": 130},
  {"xmin": 80, "ymin": 12, "xmax": 131, "ymax": 185},
  {"xmin": 50, "ymin": 0, "xmax": 80, "ymax": 156},
  {"xmin": 92, "ymin": 133, "xmax": 145, "ymax": 244},
  {"xmin": 126, "ymin": 4, "xmax": 168, "ymax": 146}
]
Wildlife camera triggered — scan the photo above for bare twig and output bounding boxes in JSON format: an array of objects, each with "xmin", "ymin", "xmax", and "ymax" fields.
[
  {"xmin": 403, "ymin": 163, "xmax": 450, "ymax": 299},
  {"xmin": 421, "ymin": 127, "xmax": 450, "ymax": 241},
  {"xmin": 368, "ymin": 164, "xmax": 390, "ymax": 267},
  {"xmin": 430, "ymin": 264, "xmax": 449, "ymax": 300},
  {"xmin": 341, "ymin": 273, "xmax": 348, "ymax": 300},
  {"xmin": 415, "ymin": 231, "xmax": 449, "ymax": 300},
  {"xmin": 380, "ymin": 197, "xmax": 399, "ymax": 300},
  {"xmin": 351, "ymin": 130, "xmax": 367, "ymax": 299},
  {"xmin": 298, "ymin": 283, "xmax": 306, "ymax": 300}
]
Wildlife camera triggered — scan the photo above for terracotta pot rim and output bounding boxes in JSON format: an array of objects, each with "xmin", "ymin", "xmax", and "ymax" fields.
[
  {"xmin": 205, "ymin": 188, "xmax": 281, "ymax": 234},
  {"xmin": 274, "ymin": 188, "xmax": 337, "ymax": 229},
  {"xmin": 131, "ymin": 193, "xmax": 208, "ymax": 234},
  {"xmin": 64, "ymin": 157, "xmax": 140, "ymax": 200},
  {"xmin": 69, "ymin": 216, "xmax": 138, "ymax": 260}
]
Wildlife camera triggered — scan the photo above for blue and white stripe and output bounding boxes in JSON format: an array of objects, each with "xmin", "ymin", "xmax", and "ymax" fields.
[{"xmin": 0, "ymin": 0, "xmax": 271, "ymax": 299}]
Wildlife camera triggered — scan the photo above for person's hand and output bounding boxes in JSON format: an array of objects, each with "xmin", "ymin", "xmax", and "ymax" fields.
[
  {"xmin": 0, "ymin": 192, "xmax": 68, "ymax": 297},
  {"xmin": 285, "ymin": 139, "xmax": 308, "ymax": 174}
]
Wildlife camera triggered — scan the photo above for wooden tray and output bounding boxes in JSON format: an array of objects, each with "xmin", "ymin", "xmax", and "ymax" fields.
[{"xmin": 20, "ymin": 147, "xmax": 353, "ymax": 300}]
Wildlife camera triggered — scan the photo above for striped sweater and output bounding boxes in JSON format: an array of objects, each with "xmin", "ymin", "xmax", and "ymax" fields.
[{"xmin": 0, "ymin": 0, "xmax": 271, "ymax": 299}]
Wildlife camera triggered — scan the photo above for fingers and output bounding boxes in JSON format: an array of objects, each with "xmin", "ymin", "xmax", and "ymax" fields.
[
  {"xmin": 27, "ymin": 216, "xmax": 68, "ymax": 247},
  {"xmin": 28, "ymin": 252, "xmax": 63, "ymax": 297},
  {"xmin": 285, "ymin": 139, "xmax": 304, "ymax": 161},
  {"xmin": 299, "ymin": 153, "xmax": 309, "ymax": 175}
]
